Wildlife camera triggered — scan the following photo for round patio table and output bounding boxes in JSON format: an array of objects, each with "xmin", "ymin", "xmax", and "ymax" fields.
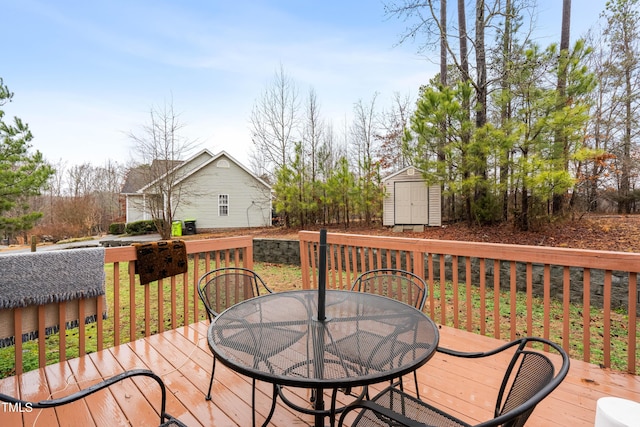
[{"xmin": 207, "ymin": 289, "xmax": 439, "ymax": 427}]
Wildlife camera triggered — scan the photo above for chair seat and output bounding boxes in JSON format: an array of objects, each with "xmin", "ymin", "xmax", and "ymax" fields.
[{"xmin": 355, "ymin": 386, "xmax": 470, "ymax": 427}]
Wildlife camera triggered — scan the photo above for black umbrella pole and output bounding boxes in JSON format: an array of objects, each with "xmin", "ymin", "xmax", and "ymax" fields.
[{"xmin": 318, "ymin": 229, "xmax": 327, "ymax": 322}]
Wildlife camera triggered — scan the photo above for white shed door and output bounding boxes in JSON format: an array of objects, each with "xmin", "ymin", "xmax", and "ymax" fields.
[{"xmin": 394, "ymin": 181, "xmax": 429, "ymax": 224}]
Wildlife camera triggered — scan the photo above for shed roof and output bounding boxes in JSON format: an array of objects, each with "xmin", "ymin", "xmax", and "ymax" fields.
[{"xmin": 381, "ymin": 166, "xmax": 425, "ymax": 183}]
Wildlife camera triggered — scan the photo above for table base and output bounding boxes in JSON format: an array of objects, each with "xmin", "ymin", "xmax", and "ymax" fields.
[{"xmin": 256, "ymin": 385, "xmax": 367, "ymax": 427}]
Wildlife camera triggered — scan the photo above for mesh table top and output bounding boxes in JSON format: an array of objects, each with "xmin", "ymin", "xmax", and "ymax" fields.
[{"xmin": 207, "ymin": 290, "xmax": 439, "ymax": 389}]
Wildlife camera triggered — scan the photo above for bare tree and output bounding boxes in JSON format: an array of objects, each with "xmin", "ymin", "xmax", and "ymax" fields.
[
  {"xmin": 128, "ymin": 100, "xmax": 199, "ymax": 239},
  {"xmin": 601, "ymin": 0, "xmax": 640, "ymax": 213},
  {"xmin": 249, "ymin": 64, "xmax": 300, "ymax": 175},
  {"xmin": 302, "ymin": 87, "xmax": 324, "ymax": 183},
  {"xmin": 351, "ymin": 93, "xmax": 384, "ymax": 224},
  {"xmin": 377, "ymin": 92, "xmax": 413, "ymax": 174}
]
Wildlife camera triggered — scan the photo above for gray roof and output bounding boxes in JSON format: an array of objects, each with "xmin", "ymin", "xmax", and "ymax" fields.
[{"xmin": 120, "ymin": 160, "xmax": 183, "ymax": 194}]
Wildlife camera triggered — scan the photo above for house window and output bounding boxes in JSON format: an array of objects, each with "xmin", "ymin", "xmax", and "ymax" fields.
[{"xmin": 218, "ymin": 194, "xmax": 229, "ymax": 216}]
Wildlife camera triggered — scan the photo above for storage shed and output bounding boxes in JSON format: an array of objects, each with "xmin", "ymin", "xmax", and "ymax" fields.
[{"xmin": 382, "ymin": 166, "xmax": 441, "ymax": 227}]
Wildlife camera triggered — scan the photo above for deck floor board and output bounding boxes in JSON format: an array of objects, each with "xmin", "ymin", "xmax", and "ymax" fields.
[{"xmin": 0, "ymin": 321, "xmax": 637, "ymax": 426}]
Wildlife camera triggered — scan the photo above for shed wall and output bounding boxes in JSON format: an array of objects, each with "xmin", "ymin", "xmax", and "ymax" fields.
[{"xmin": 382, "ymin": 169, "xmax": 441, "ymax": 226}]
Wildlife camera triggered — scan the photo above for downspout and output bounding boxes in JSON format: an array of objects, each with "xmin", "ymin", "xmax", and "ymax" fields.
[{"xmin": 246, "ymin": 201, "xmax": 256, "ymax": 227}]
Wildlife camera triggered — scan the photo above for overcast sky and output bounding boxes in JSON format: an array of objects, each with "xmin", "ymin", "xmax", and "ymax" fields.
[{"xmin": 1, "ymin": 0, "xmax": 608, "ymax": 169}]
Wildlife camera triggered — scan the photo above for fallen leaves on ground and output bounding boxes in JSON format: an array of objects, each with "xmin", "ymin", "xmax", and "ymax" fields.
[{"xmin": 194, "ymin": 214, "xmax": 640, "ymax": 253}]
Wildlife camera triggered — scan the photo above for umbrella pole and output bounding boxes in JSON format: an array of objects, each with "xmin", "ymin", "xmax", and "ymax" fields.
[{"xmin": 317, "ymin": 229, "xmax": 327, "ymax": 322}]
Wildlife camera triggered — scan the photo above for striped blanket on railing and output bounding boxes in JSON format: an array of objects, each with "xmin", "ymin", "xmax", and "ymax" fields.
[{"xmin": 0, "ymin": 247, "xmax": 106, "ymax": 309}]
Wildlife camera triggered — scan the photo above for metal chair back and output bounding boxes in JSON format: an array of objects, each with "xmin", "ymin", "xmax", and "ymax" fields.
[
  {"xmin": 437, "ymin": 336, "xmax": 570, "ymax": 427},
  {"xmin": 339, "ymin": 336, "xmax": 570, "ymax": 427},
  {"xmin": 352, "ymin": 268, "xmax": 427, "ymax": 310},
  {"xmin": 494, "ymin": 340, "xmax": 557, "ymax": 426},
  {"xmin": 197, "ymin": 267, "xmax": 270, "ymax": 321}
]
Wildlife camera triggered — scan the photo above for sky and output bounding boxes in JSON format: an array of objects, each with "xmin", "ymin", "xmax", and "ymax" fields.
[{"xmin": 1, "ymin": 0, "xmax": 610, "ymax": 169}]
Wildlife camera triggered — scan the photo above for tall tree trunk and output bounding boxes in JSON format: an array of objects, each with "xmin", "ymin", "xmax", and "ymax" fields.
[
  {"xmin": 475, "ymin": 0, "xmax": 487, "ymax": 129},
  {"xmin": 439, "ymin": 0, "xmax": 448, "ymax": 220},
  {"xmin": 500, "ymin": 0, "xmax": 513, "ymax": 221},
  {"xmin": 621, "ymin": 61, "xmax": 632, "ymax": 213},
  {"xmin": 474, "ymin": 0, "xmax": 488, "ymax": 219},
  {"xmin": 458, "ymin": 0, "xmax": 472, "ymax": 223},
  {"xmin": 553, "ymin": 0, "xmax": 571, "ymax": 215}
]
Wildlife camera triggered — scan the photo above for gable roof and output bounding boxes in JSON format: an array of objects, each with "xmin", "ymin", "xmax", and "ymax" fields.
[
  {"xmin": 122, "ymin": 149, "xmax": 271, "ymax": 195},
  {"xmin": 121, "ymin": 159, "xmax": 184, "ymax": 194},
  {"xmin": 137, "ymin": 148, "xmax": 215, "ymax": 193},
  {"xmin": 172, "ymin": 150, "xmax": 272, "ymax": 190},
  {"xmin": 381, "ymin": 166, "xmax": 425, "ymax": 183}
]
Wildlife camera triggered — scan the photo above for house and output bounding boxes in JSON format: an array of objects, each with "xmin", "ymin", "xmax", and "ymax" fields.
[
  {"xmin": 121, "ymin": 149, "xmax": 272, "ymax": 230},
  {"xmin": 382, "ymin": 166, "xmax": 441, "ymax": 227}
]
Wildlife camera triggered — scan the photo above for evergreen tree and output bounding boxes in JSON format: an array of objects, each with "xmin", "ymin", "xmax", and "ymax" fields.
[{"xmin": 0, "ymin": 79, "xmax": 54, "ymax": 239}]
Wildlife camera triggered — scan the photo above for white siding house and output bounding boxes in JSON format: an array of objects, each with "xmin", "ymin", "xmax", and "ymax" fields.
[
  {"xmin": 121, "ymin": 150, "xmax": 272, "ymax": 230},
  {"xmin": 382, "ymin": 166, "xmax": 441, "ymax": 227}
]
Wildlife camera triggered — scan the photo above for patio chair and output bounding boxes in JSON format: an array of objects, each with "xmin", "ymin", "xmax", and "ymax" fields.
[
  {"xmin": 198, "ymin": 266, "xmax": 303, "ymax": 401},
  {"xmin": 327, "ymin": 269, "xmax": 428, "ymax": 397},
  {"xmin": 352, "ymin": 269, "xmax": 428, "ymax": 311},
  {"xmin": 0, "ymin": 369, "xmax": 188, "ymax": 426},
  {"xmin": 337, "ymin": 336, "xmax": 570, "ymax": 427}
]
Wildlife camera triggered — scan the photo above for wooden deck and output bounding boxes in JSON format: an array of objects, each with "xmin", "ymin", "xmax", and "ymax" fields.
[{"xmin": 1, "ymin": 321, "xmax": 638, "ymax": 426}]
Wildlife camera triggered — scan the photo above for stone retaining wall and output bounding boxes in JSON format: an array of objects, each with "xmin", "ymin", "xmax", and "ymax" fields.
[{"xmin": 253, "ymin": 238, "xmax": 300, "ymax": 265}]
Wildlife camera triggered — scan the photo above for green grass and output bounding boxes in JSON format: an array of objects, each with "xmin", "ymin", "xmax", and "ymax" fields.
[
  {"xmin": 426, "ymin": 280, "xmax": 635, "ymax": 371},
  {"xmin": 0, "ymin": 262, "xmax": 636, "ymax": 378}
]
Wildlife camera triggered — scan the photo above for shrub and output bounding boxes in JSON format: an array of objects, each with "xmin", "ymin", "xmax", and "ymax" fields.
[
  {"xmin": 125, "ymin": 220, "xmax": 158, "ymax": 235},
  {"xmin": 32, "ymin": 223, "xmax": 83, "ymax": 243},
  {"xmin": 109, "ymin": 222, "xmax": 126, "ymax": 235}
]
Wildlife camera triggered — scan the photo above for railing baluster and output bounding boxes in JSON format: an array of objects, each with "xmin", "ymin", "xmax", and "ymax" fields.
[
  {"xmin": 604, "ymin": 270, "xmax": 612, "ymax": 368},
  {"xmin": 452, "ymin": 255, "xmax": 459, "ymax": 327},
  {"xmin": 544, "ymin": 264, "xmax": 551, "ymax": 342},
  {"xmin": 144, "ymin": 280, "xmax": 150, "ymax": 337},
  {"xmin": 96, "ymin": 295, "xmax": 103, "ymax": 351},
  {"xmin": 440, "ymin": 255, "xmax": 447, "ymax": 325},
  {"xmin": 628, "ymin": 272, "xmax": 637, "ymax": 374},
  {"xmin": 113, "ymin": 262, "xmax": 120, "ymax": 346},
  {"xmin": 128, "ymin": 261, "xmax": 136, "ymax": 342},
  {"xmin": 193, "ymin": 253, "xmax": 200, "ymax": 322},
  {"xmin": 479, "ymin": 258, "xmax": 486, "ymax": 336},
  {"xmin": 170, "ymin": 275, "xmax": 177, "ymax": 330},
  {"xmin": 526, "ymin": 262, "xmax": 533, "ymax": 336},
  {"xmin": 428, "ymin": 253, "xmax": 435, "ymax": 319},
  {"xmin": 78, "ymin": 298, "xmax": 86, "ymax": 356},
  {"xmin": 158, "ymin": 278, "xmax": 164, "ymax": 333},
  {"xmin": 58, "ymin": 301, "xmax": 66, "ymax": 362},
  {"xmin": 465, "ymin": 257, "xmax": 472, "ymax": 331},
  {"xmin": 583, "ymin": 268, "xmax": 591, "ymax": 363},
  {"xmin": 563, "ymin": 266, "xmax": 570, "ymax": 351},
  {"xmin": 493, "ymin": 259, "xmax": 500, "ymax": 339},
  {"xmin": 38, "ymin": 305, "xmax": 45, "ymax": 368},
  {"xmin": 14, "ymin": 308, "xmax": 22, "ymax": 375},
  {"xmin": 509, "ymin": 260, "xmax": 517, "ymax": 341}
]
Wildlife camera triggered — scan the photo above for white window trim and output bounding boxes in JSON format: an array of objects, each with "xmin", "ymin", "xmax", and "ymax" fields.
[{"xmin": 218, "ymin": 194, "xmax": 229, "ymax": 216}]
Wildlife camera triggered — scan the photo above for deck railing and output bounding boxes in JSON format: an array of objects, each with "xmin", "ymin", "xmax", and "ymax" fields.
[
  {"xmin": 4, "ymin": 236, "xmax": 253, "ymax": 376},
  {"xmin": 299, "ymin": 230, "xmax": 640, "ymax": 374},
  {"xmin": 5, "ymin": 232, "xmax": 640, "ymax": 377}
]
